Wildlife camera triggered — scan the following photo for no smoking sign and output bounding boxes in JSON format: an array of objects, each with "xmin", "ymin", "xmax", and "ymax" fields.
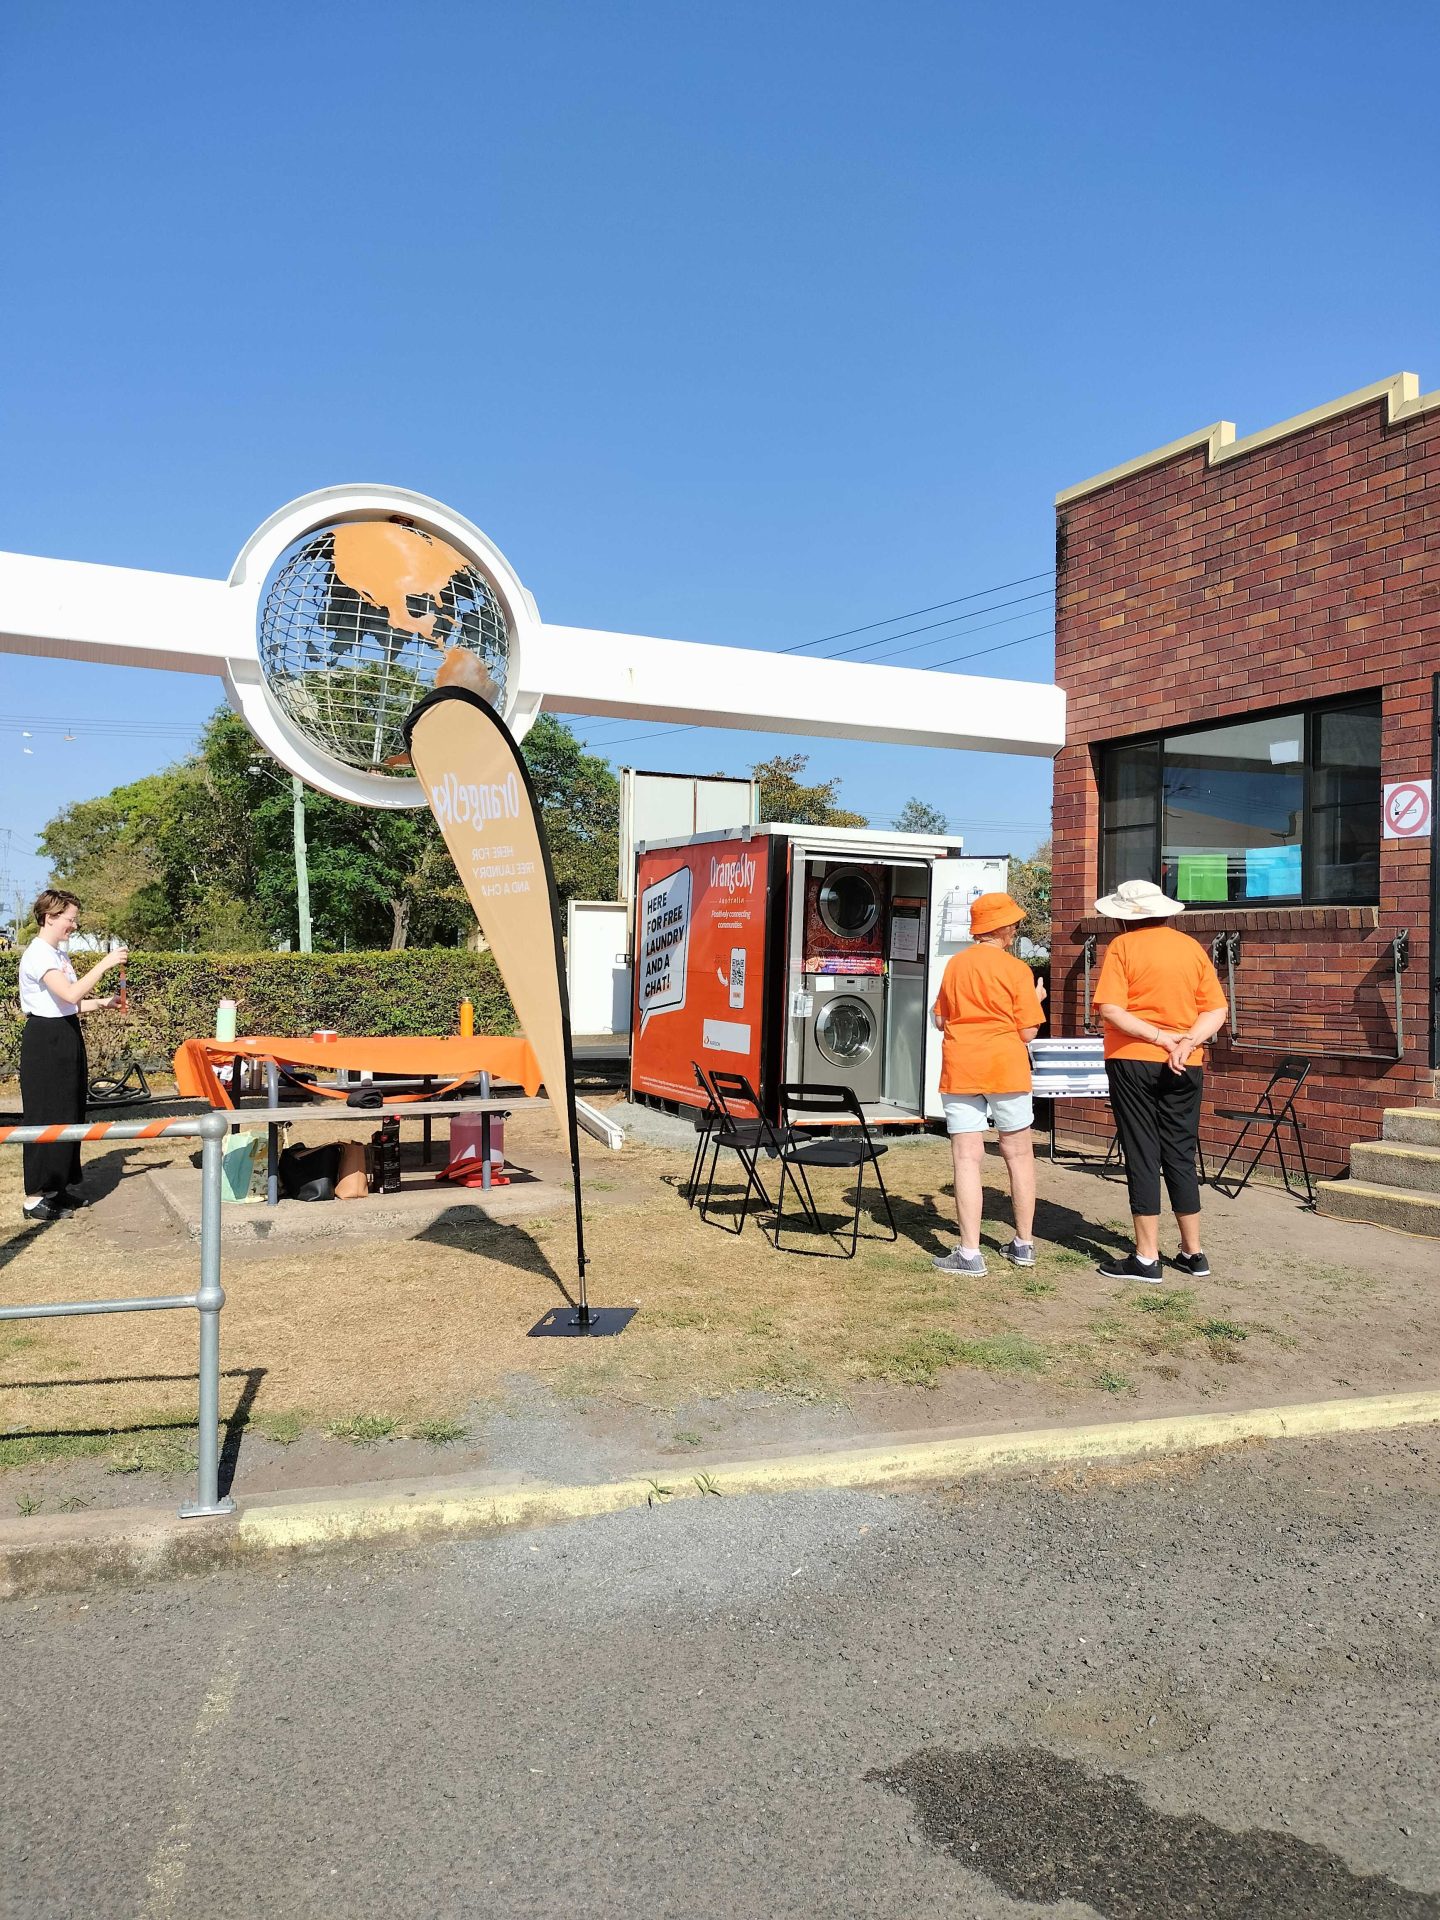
[{"xmin": 1383, "ymin": 778, "xmax": 1432, "ymax": 839}]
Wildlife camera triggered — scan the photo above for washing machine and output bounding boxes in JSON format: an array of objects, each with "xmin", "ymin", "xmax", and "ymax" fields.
[
  {"xmin": 799, "ymin": 972, "xmax": 886, "ymax": 1103},
  {"xmin": 803, "ymin": 864, "xmax": 885, "ymax": 968}
]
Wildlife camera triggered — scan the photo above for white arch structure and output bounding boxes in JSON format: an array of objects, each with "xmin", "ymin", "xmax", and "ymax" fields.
[{"xmin": 0, "ymin": 484, "xmax": 1064, "ymax": 807}]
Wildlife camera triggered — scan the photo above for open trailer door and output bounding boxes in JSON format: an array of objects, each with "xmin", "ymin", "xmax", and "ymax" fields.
[{"xmin": 923, "ymin": 855, "xmax": 1009, "ymax": 1120}]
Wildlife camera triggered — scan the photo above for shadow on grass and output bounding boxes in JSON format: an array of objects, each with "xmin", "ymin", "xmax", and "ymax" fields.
[
  {"xmin": 62, "ymin": 1144, "xmax": 157, "ymax": 1204},
  {"xmin": 412, "ymin": 1209, "xmax": 577, "ymax": 1307},
  {"xmin": 0, "ymin": 1365, "xmax": 265, "ymax": 1497},
  {"xmin": 920, "ymin": 1169, "xmax": 1131, "ymax": 1265},
  {"xmin": 0, "ymin": 1143, "xmax": 158, "ymax": 1271},
  {"xmin": 963, "ymin": 1191, "xmax": 1132, "ymax": 1263}
]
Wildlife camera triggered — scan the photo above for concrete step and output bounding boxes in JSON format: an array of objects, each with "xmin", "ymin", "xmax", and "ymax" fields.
[
  {"xmin": 1316, "ymin": 1178, "xmax": 1440, "ymax": 1238},
  {"xmin": 1350, "ymin": 1139, "xmax": 1440, "ymax": 1194},
  {"xmin": 1383, "ymin": 1108, "xmax": 1440, "ymax": 1148}
]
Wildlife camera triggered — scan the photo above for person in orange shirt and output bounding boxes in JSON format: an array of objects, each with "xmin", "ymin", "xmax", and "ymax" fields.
[
  {"xmin": 930, "ymin": 892, "xmax": 1046, "ymax": 1276},
  {"xmin": 1091, "ymin": 879, "xmax": 1230, "ymax": 1284}
]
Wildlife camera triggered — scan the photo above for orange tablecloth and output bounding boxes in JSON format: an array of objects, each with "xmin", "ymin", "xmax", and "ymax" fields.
[{"xmin": 173, "ymin": 1034, "xmax": 545, "ymax": 1110}]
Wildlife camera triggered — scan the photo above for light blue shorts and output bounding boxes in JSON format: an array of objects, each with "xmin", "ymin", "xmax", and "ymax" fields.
[{"xmin": 942, "ymin": 1091, "xmax": 1034, "ymax": 1136}]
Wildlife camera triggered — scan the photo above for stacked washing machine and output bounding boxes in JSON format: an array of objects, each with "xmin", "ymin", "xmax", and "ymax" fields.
[{"xmin": 798, "ymin": 864, "xmax": 887, "ymax": 1103}]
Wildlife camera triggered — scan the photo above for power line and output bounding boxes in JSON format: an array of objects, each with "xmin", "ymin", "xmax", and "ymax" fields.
[
  {"xmin": 924, "ymin": 626, "xmax": 1054, "ymax": 672},
  {"xmin": 815, "ymin": 588, "xmax": 1053, "ymax": 663},
  {"xmin": 2, "ymin": 716, "xmax": 200, "ymax": 739},
  {"xmin": 778, "ymin": 569, "xmax": 1054, "ymax": 655},
  {"xmin": 572, "ymin": 567, "xmax": 1057, "ymax": 731},
  {"xmin": 572, "ymin": 625, "xmax": 1055, "ymax": 755},
  {"xmin": 579, "ymin": 723, "xmax": 700, "ymax": 751}
]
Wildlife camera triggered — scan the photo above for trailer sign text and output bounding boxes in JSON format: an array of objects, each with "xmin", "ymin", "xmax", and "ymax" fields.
[{"xmin": 638, "ymin": 865, "xmax": 693, "ymax": 1030}]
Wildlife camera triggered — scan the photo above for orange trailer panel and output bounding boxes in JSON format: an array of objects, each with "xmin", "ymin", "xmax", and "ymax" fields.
[{"xmin": 631, "ymin": 835, "xmax": 774, "ymax": 1108}]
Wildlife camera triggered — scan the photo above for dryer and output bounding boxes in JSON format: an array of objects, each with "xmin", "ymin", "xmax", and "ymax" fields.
[
  {"xmin": 803, "ymin": 863, "xmax": 886, "ymax": 967},
  {"xmin": 799, "ymin": 972, "xmax": 885, "ymax": 1104}
]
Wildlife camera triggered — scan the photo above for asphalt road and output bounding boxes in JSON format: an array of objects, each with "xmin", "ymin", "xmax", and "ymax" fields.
[{"xmin": 4, "ymin": 1429, "xmax": 1439, "ymax": 1918}]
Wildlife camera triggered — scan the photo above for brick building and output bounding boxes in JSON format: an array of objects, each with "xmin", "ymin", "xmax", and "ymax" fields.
[{"xmin": 1051, "ymin": 372, "xmax": 1438, "ymax": 1199}]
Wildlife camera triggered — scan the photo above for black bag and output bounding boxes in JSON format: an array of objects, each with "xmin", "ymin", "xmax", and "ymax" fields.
[{"xmin": 277, "ymin": 1141, "xmax": 342, "ymax": 1202}]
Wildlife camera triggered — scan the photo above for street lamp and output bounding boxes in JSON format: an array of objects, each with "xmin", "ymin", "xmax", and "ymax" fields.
[{"xmin": 247, "ymin": 764, "xmax": 312, "ymax": 953}]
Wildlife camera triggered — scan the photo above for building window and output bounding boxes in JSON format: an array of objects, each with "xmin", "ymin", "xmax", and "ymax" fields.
[{"xmin": 1098, "ymin": 697, "xmax": 1381, "ymax": 906}]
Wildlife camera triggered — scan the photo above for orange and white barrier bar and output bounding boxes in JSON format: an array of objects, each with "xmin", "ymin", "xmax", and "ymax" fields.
[{"xmin": 0, "ymin": 1110, "xmax": 235, "ymax": 1518}]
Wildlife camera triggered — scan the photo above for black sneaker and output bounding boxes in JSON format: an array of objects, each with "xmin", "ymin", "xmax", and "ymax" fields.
[
  {"xmin": 57, "ymin": 1189, "xmax": 90, "ymax": 1210},
  {"xmin": 1098, "ymin": 1251, "xmax": 1164, "ymax": 1284},
  {"xmin": 1172, "ymin": 1250, "xmax": 1210, "ymax": 1278},
  {"xmin": 22, "ymin": 1197, "xmax": 73, "ymax": 1224}
]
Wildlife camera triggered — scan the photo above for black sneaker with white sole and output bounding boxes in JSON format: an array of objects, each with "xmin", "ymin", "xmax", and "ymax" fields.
[
  {"xmin": 1172, "ymin": 1250, "xmax": 1211, "ymax": 1278},
  {"xmin": 22, "ymin": 1197, "xmax": 73, "ymax": 1224},
  {"xmin": 1098, "ymin": 1251, "xmax": 1164, "ymax": 1284}
]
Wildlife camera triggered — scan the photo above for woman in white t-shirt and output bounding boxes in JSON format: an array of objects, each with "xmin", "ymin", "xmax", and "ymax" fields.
[{"xmin": 17, "ymin": 889, "xmax": 128, "ymax": 1223}]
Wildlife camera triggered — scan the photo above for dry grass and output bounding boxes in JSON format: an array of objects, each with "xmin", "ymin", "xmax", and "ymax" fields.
[
  {"xmin": 0, "ymin": 1121, "xmax": 1087, "ymax": 1447},
  {"xmin": 0, "ymin": 1099, "xmax": 1433, "ymax": 1470}
]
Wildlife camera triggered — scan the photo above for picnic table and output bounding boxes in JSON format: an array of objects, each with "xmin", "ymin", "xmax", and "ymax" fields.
[
  {"xmin": 173, "ymin": 1034, "xmax": 547, "ymax": 1205},
  {"xmin": 239, "ymin": 1094, "xmax": 545, "ymax": 1204}
]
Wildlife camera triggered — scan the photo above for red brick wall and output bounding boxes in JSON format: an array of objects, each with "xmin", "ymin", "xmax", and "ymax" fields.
[{"xmin": 1053, "ymin": 392, "xmax": 1439, "ymax": 1176}]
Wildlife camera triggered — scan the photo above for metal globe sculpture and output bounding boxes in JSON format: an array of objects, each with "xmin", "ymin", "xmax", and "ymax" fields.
[{"xmin": 257, "ymin": 518, "xmax": 511, "ymax": 775}]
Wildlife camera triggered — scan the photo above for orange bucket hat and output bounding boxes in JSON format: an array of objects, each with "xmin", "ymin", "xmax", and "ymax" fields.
[{"xmin": 968, "ymin": 891, "xmax": 1026, "ymax": 938}]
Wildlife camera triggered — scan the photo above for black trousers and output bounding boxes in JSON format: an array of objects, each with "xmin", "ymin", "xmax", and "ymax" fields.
[
  {"xmin": 1107, "ymin": 1059, "xmax": 1202, "ymax": 1218},
  {"xmin": 19, "ymin": 1015, "xmax": 87, "ymax": 1198}
]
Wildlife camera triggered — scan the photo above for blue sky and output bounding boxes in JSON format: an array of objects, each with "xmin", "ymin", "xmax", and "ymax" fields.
[{"xmin": 3, "ymin": 0, "xmax": 1438, "ymax": 911}]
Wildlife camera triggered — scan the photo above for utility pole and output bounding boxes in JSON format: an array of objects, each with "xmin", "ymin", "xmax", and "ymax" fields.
[{"xmin": 292, "ymin": 775, "xmax": 312, "ymax": 953}]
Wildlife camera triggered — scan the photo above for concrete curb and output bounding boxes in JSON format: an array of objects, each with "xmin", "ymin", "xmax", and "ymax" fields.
[{"xmin": 4, "ymin": 1387, "xmax": 1438, "ymax": 1601}]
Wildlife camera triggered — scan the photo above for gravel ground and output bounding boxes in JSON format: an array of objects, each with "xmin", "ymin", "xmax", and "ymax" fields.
[
  {"xmin": 602, "ymin": 1097, "xmax": 702, "ymax": 1148},
  {"xmin": 4, "ymin": 1426, "xmax": 1438, "ymax": 1917}
]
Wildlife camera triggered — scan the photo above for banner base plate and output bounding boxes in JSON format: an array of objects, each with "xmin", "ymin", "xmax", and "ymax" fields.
[{"xmin": 528, "ymin": 1306, "xmax": 637, "ymax": 1339}]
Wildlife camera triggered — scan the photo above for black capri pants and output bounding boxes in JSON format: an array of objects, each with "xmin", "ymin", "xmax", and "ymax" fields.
[
  {"xmin": 1106, "ymin": 1059, "xmax": 1202, "ymax": 1217},
  {"xmin": 19, "ymin": 1015, "xmax": 87, "ymax": 1199}
]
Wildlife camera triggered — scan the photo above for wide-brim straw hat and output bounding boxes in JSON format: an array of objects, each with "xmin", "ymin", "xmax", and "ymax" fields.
[
  {"xmin": 968, "ymin": 891, "xmax": 1026, "ymax": 937},
  {"xmin": 1093, "ymin": 878, "xmax": 1186, "ymax": 920}
]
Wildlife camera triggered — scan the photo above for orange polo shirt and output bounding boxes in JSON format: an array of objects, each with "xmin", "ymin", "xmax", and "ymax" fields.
[
  {"xmin": 934, "ymin": 944, "xmax": 1045, "ymax": 1094},
  {"xmin": 1093, "ymin": 925, "xmax": 1228, "ymax": 1066}
]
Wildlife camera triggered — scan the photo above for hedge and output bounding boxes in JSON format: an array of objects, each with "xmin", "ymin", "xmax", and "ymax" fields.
[{"xmin": 0, "ymin": 950, "xmax": 516, "ymax": 1079}]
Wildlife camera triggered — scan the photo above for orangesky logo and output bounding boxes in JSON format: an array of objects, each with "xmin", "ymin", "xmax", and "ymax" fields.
[
  {"xmin": 709, "ymin": 853, "xmax": 757, "ymax": 895},
  {"xmin": 429, "ymin": 770, "xmax": 521, "ymax": 829}
]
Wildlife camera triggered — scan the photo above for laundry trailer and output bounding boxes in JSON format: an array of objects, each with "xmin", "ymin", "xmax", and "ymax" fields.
[{"xmin": 630, "ymin": 822, "xmax": 1008, "ymax": 1125}]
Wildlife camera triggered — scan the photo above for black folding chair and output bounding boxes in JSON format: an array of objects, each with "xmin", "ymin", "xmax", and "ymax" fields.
[
  {"xmin": 1208, "ymin": 1056, "xmax": 1315, "ymax": 1207},
  {"xmin": 771, "ymin": 1082, "xmax": 898, "ymax": 1259},
  {"xmin": 684, "ymin": 1061, "xmax": 721, "ymax": 1208},
  {"xmin": 697, "ymin": 1069, "xmax": 785, "ymax": 1235}
]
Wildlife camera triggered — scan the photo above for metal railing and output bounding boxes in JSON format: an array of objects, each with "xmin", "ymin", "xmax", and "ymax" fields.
[
  {"xmin": 1080, "ymin": 934, "xmax": 1098, "ymax": 1029},
  {"xmin": 1211, "ymin": 931, "xmax": 1242, "ymax": 1041},
  {"xmin": 0, "ymin": 1111, "xmax": 234, "ymax": 1518},
  {"xmin": 1204, "ymin": 926, "xmax": 1412, "ymax": 1063}
]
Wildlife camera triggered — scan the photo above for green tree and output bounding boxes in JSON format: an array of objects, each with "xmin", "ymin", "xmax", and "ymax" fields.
[
  {"xmin": 35, "ymin": 704, "xmax": 622, "ymax": 950},
  {"xmin": 36, "ymin": 758, "xmax": 266, "ymax": 948},
  {"xmin": 33, "ymin": 786, "xmax": 166, "ymax": 939},
  {"xmin": 519, "ymin": 712, "xmax": 621, "ymax": 902},
  {"xmin": 1009, "ymin": 838, "xmax": 1052, "ymax": 952},
  {"xmin": 752, "ymin": 752, "xmax": 867, "ymax": 828},
  {"xmin": 189, "ymin": 710, "xmax": 473, "ymax": 951},
  {"xmin": 894, "ymin": 796, "xmax": 949, "ymax": 834}
]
